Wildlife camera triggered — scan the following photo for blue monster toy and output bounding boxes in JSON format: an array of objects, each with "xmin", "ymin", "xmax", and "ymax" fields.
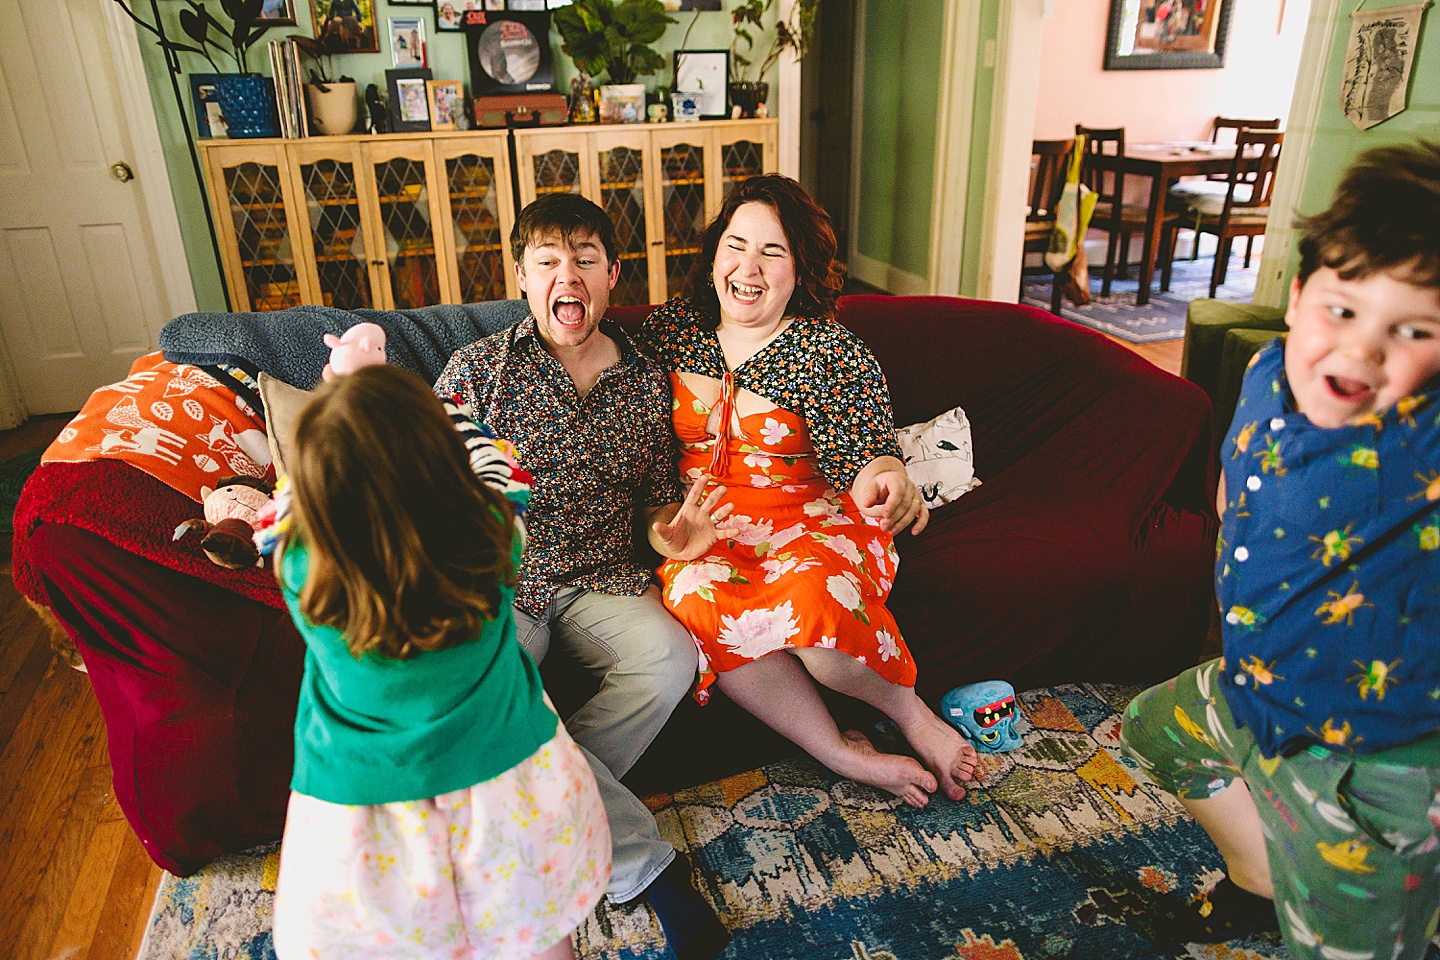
[{"xmin": 942, "ymin": 680, "xmax": 1022, "ymax": 753}]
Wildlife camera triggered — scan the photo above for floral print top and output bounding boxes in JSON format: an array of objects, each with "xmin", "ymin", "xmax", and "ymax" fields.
[
  {"xmin": 434, "ymin": 316, "xmax": 683, "ymax": 616},
  {"xmin": 637, "ymin": 297, "xmax": 903, "ymax": 491},
  {"xmin": 1216, "ymin": 340, "xmax": 1440, "ymax": 756}
]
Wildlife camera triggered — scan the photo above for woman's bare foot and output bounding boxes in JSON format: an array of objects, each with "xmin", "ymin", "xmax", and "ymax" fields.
[
  {"xmin": 835, "ymin": 730, "xmax": 936, "ymax": 807},
  {"xmin": 900, "ymin": 711, "xmax": 978, "ymax": 801}
]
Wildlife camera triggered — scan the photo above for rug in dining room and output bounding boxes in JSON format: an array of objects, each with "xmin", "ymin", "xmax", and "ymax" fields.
[
  {"xmin": 1022, "ymin": 254, "xmax": 1259, "ymax": 344},
  {"xmin": 135, "ymin": 683, "xmax": 1289, "ymax": 960}
]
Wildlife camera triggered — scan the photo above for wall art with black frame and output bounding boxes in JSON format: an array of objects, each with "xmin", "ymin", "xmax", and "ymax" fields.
[
  {"xmin": 1104, "ymin": 0, "xmax": 1234, "ymax": 70},
  {"xmin": 465, "ymin": 10, "xmax": 555, "ymax": 96}
]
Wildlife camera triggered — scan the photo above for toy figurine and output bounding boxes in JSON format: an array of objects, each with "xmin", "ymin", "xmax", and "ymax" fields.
[
  {"xmin": 322, "ymin": 322, "xmax": 387, "ymax": 381},
  {"xmin": 364, "ymin": 83, "xmax": 388, "ymax": 134},
  {"xmin": 941, "ymin": 680, "xmax": 1023, "ymax": 753}
]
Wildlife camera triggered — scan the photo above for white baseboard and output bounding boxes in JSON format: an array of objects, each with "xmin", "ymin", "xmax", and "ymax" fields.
[{"xmin": 848, "ymin": 251, "xmax": 928, "ymax": 296}]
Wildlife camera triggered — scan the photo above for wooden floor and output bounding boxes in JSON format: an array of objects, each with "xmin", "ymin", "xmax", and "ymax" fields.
[{"xmin": 0, "ymin": 332, "xmax": 1183, "ymax": 960}]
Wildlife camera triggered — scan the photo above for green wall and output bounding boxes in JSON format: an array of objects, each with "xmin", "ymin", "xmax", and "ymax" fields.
[
  {"xmin": 131, "ymin": 1, "xmax": 769, "ymax": 313},
  {"xmin": 1292, "ymin": 0, "xmax": 1440, "ymax": 247},
  {"xmin": 854, "ymin": 0, "xmax": 944, "ymax": 281},
  {"xmin": 958, "ymin": 1, "xmax": 998, "ymax": 299}
]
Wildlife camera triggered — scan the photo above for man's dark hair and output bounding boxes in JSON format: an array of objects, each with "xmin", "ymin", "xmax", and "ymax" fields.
[
  {"xmin": 686, "ymin": 174, "xmax": 845, "ymax": 325},
  {"xmin": 1296, "ymin": 139, "xmax": 1440, "ymax": 289},
  {"xmin": 510, "ymin": 192, "xmax": 618, "ymax": 266}
]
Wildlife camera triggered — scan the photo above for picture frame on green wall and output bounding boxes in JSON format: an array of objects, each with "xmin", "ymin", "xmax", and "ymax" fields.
[{"xmin": 1104, "ymin": 0, "xmax": 1234, "ymax": 70}]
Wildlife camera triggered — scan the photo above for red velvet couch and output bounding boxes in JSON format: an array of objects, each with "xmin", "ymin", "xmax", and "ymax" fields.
[{"xmin": 14, "ymin": 296, "xmax": 1218, "ymax": 876}]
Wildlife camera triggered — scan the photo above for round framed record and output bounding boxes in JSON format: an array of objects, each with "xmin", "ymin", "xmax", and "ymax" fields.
[{"xmin": 466, "ymin": 11, "xmax": 554, "ymax": 96}]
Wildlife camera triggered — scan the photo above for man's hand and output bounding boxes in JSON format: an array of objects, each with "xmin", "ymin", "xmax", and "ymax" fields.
[
  {"xmin": 852, "ymin": 456, "xmax": 929, "ymax": 535},
  {"xmin": 648, "ymin": 476, "xmax": 737, "ymax": 561}
]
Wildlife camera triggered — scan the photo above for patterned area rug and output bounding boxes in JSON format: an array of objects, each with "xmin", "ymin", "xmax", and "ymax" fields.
[
  {"xmin": 136, "ymin": 684, "xmax": 1289, "ymax": 960},
  {"xmin": 1022, "ymin": 254, "xmax": 1259, "ymax": 344}
]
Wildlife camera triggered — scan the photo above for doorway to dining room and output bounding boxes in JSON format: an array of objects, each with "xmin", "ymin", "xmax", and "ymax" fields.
[{"xmin": 1020, "ymin": 0, "xmax": 1312, "ymax": 343}]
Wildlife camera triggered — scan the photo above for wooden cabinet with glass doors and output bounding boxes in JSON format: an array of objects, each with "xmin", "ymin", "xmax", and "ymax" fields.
[
  {"xmin": 514, "ymin": 119, "xmax": 777, "ymax": 306},
  {"xmin": 200, "ymin": 131, "xmax": 518, "ymax": 312}
]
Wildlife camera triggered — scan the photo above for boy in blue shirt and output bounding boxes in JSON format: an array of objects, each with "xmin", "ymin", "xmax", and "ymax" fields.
[{"xmin": 1121, "ymin": 141, "xmax": 1440, "ymax": 957}]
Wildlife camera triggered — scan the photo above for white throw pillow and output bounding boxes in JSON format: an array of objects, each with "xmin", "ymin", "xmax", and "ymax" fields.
[{"xmin": 896, "ymin": 406, "xmax": 981, "ymax": 508}]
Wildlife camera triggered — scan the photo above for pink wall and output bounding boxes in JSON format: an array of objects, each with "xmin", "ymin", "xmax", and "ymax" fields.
[{"xmin": 1033, "ymin": 0, "xmax": 1311, "ymax": 143}]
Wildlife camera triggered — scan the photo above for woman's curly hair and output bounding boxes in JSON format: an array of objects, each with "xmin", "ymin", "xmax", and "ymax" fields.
[{"xmin": 685, "ymin": 174, "xmax": 845, "ymax": 326}]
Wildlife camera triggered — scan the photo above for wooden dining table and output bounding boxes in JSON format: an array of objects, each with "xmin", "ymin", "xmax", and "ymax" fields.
[{"xmin": 1102, "ymin": 142, "xmax": 1239, "ymax": 306}]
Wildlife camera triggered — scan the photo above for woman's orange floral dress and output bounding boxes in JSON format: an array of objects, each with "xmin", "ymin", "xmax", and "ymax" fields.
[{"xmin": 643, "ymin": 298, "xmax": 918, "ymax": 704}]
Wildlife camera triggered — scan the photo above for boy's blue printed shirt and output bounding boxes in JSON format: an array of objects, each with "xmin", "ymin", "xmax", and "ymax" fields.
[{"xmin": 1217, "ymin": 340, "xmax": 1440, "ymax": 757}]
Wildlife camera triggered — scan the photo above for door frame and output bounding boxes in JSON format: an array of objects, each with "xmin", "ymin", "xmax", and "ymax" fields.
[
  {"xmin": 980, "ymin": 0, "xmax": 1341, "ymax": 311},
  {"xmin": 101, "ymin": 2, "xmax": 197, "ymax": 321}
]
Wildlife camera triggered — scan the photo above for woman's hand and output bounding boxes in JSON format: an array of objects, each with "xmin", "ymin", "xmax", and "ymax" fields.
[
  {"xmin": 852, "ymin": 456, "xmax": 929, "ymax": 536},
  {"xmin": 647, "ymin": 476, "xmax": 737, "ymax": 561}
]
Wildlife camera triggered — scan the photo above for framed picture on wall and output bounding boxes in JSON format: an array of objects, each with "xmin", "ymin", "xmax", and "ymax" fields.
[
  {"xmin": 1104, "ymin": 0, "xmax": 1235, "ymax": 70},
  {"xmin": 389, "ymin": 0, "xmax": 435, "ymax": 6},
  {"xmin": 435, "ymin": 1, "xmax": 466, "ymax": 31},
  {"xmin": 673, "ymin": 49, "xmax": 728, "ymax": 118},
  {"xmin": 387, "ymin": 67, "xmax": 434, "ymax": 132},
  {"xmin": 259, "ymin": 0, "xmax": 297, "ymax": 24},
  {"xmin": 465, "ymin": 11, "xmax": 554, "ymax": 95},
  {"xmin": 390, "ymin": 16, "xmax": 427, "ymax": 68},
  {"xmin": 310, "ymin": 0, "xmax": 380, "ymax": 53}
]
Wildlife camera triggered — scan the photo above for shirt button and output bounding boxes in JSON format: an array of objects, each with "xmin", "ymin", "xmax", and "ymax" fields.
[
  {"xmin": 1270, "ymin": 417, "xmax": 1285, "ymax": 431},
  {"xmin": 1247, "ymin": 476, "xmax": 1262, "ymax": 492},
  {"xmin": 1235, "ymin": 673, "xmax": 1248, "ymax": 686},
  {"xmin": 1235, "ymin": 546, "xmax": 1250, "ymax": 561}
]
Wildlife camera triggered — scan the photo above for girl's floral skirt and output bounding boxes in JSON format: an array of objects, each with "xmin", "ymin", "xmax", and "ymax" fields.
[{"xmin": 273, "ymin": 725, "xmax": 610, "ymax": 959}]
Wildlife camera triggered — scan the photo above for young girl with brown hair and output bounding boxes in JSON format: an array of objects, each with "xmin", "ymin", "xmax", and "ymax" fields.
[{"xmin": 269, "ymin": 364, "xmax": 609, "ymax": 960}]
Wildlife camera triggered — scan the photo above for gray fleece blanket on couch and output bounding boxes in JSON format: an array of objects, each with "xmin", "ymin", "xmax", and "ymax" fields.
[{"xmin": 159, "ymin": 300, "xmax": 533, "ymax": 390}]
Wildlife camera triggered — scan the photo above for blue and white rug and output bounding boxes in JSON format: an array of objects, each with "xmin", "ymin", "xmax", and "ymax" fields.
[
  {"xmin": 1023, "ymin": 254, "xmax": 1259, "ymax": 344},
  {"xmin": 137, "ymin": 684, "xmax": 1289, "ymax": 960}
]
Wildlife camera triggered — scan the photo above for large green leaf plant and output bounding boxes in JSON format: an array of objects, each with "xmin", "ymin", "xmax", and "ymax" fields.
[{"xmin": 554, "ymin": 0, "xmax": 676, "ymax": 86}]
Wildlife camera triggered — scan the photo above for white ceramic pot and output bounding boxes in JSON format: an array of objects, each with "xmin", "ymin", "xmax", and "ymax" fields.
[
  {"xmin": 305, "ymin": 81, "xmax": 358, "ymax": 136},
  {"xmin": 598, "ymin": 83, "xmax": 646, "ymax": 124}
]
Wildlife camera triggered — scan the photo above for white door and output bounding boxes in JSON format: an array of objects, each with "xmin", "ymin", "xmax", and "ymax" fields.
[{"xmin": 0, "ymin": 0, "xmax": 175, "ymax": 415}]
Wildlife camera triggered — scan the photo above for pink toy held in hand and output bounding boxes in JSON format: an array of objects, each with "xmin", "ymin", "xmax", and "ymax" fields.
[{"xmin": 322, "ymin": 322, "xmax": 387, "ymax": 380}]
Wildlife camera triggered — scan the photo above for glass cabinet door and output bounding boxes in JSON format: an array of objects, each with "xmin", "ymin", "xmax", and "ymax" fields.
[
  {"xmin": 593, "ymin": 132, "xmax": 653, "ymax": 308},
  {"xmin": 434, "ymin": 133, "xmax": 518, "ymax": 304},
  {"xmin": 651, "ymin": 130, "xmax": 710, "ymax": 301},
  {"xmin": 288, "ymin": 142, "xmax": 374, "ymax": 310},
  {"xmin": 715, "ymin": 121, "xmax": 778, "ymax": 217},
  {"xmin": 204, "ymin": 144, "xmax": 302, "ymax": 312},
  {"xmin": 365, "ymin": 143, "xmax": 444, "ymax": 309},
  {"xmin": 514, "ymin": 130, "xmax": 596, "ymax": 209}
]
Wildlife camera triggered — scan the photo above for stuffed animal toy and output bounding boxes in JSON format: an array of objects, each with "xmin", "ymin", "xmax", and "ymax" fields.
[
  {"xmin": 941, "ymin": 680, "xmax": 1023, "ymax": 753},
  {"xmin": 174, "ymin": 476, "xmax": 274, "ymax": 569},
  {"xmin": 321, "ymin": 322, "xmax": 387, "ymax": 381}
]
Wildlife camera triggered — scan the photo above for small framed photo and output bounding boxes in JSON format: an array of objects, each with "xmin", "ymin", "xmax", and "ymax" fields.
[
  {"xmin": 389, "ymin": 16, "xmax": 427, "ymax": 68},
  {"xmin": 435, "ymin": 1, "xmax": 466, "ymax": 31},
  {"xmin": 673, "ymin": 49, "xmax": 728, "ymax": 119},
  {"xmin": 259, "ymin": 0, "xmax": 297, "ymax": 24},
  {"xmin": 189, "ymin": 73, "xmax": 228, "ymax": 138},
  {"xmin": 426, "ymin": 79, "xmax": 465, "ymax": 130},
  {"xmin": 387, "ymin": 67, "xmax": 434, "ymax": 132}
]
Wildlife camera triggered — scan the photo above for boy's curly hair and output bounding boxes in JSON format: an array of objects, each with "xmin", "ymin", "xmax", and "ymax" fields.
[{"xmin": 1297, "ymin": 139, "xmax": 1440, "ymax": 288}]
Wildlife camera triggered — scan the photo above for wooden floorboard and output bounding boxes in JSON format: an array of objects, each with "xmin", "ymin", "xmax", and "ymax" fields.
[{"xmin": 0, "ymin": 334, "xmax": 1187, "ymax": 958}]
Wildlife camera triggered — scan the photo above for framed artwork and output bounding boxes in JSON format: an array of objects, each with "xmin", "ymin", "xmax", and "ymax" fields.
[
  {"xmin": 673, "ymin": 49, "xmax": 728, "ymax": 118},
  {"xmin": 189, "ymin": 73, "xmax": 228, "ymax": 137},
  {"xmin": 465, "ymin": 11, "xmax": 555, "ymax": 95},
  {"xmin": 427, "ymin": 79, "xmax": 465, "ymax": 130},
  {"xmin": 259, "ymin": 0, "xmax": 297, "ymax": 24},
  {"xmin": 1104, "ymin": 0, "xmax": 1234, "ymax": 70},
  {"xmin": 435, "ymin": 1, "xmax": 467, "ymax": 31},
  {"xmin": 508, "ymin": 0, "xmax": 546, "ymax": 9},
  {"xmin": 390, "ymin": 16, "xmax": 427, "ymax": 68},
  {"xmin": 387, "ymin": 68, "xmax": 434, "ymax": 132},
  {"xmin": 310, "ymin": 0, "xmax": 379, "ymax": 53}
]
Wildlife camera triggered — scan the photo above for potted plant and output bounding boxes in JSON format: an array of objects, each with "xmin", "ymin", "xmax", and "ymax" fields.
[
  {"xmin": 554, "ymin": 0, "xmax": 675, "ymax": 121},
  {"xmin": 728, "ymin": 0, "xmax": 819, "ymax": 118},
  {"xmin": 114, "ymin": 0, "xmax": 281, "ymax": 138},
  {"xmin": 292, "ymin": 33, "xmax": 358, "ymax": 135}
]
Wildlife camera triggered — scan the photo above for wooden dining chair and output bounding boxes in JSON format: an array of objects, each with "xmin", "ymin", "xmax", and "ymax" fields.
[
  {"xmin": 1076, "ymin": 125, "xmax": 1161, "ymax": 297},
  {"xmin": 1021, "ymin": 137, "xmax": 1074, "ymax": 314},
  {"xmin": 1161, "ymin": 129, "xmax": 1284, "ymax": 299},
  {"xmin": 1170, "ymin": 118, "xmax": 1284, "ymax": 262}
]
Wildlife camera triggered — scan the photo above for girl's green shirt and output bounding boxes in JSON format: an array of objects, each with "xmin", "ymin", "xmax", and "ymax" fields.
[{"xmin": 280, "ymin": 536, "xmax": 556, "ymax": 806}]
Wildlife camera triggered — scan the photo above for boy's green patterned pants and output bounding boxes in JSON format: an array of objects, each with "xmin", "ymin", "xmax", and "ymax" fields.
[{"xmin": 1120, "ymin": 659, "xmax": 1440, "ymax": 959}]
